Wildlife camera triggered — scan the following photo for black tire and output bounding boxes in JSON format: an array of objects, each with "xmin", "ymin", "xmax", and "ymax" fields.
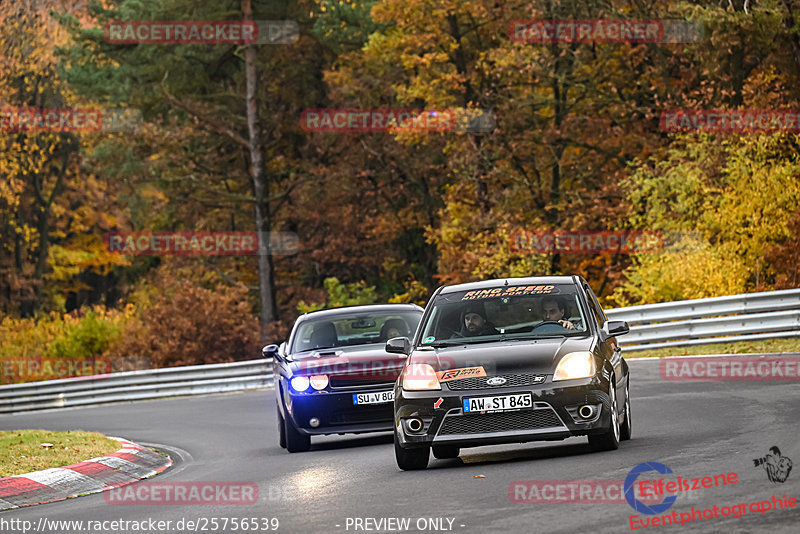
[
  {"xmin": 432, "ymin": 445, "xmax": 460, "ymax": 459},
  {"xmin": 284, "ymin": 412, "xmax": 311, "ymax": 453},
  {"xmin": 620, "ymin": 378, "xmax": 632, "ymax": 441},
  {"xmin": 394, "ymin": 430, "xmax": 430, "ymax": 470},
  {"xmin": 588, "ymin": 380, "xmax": 620, "ymax": 452},
  {"xmin": 277, "ymin": 406, "xmax": 287, "ymax": 449}
]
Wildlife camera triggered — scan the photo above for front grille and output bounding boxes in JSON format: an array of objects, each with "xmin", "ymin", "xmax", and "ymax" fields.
[
  {"xmin": 446, "ymin": 373, "xmax": 546, "ymax": 391},
  {"xmin": 438, "ymin": 409, "xmax": 562, "ymax": 435},
  {"xmin": 329, "ymin": 375, "xmax": 398, "ymax": 388},
  {"xmin": 329, "ymin": 404, "xmax": 392, "ymax": 424}
]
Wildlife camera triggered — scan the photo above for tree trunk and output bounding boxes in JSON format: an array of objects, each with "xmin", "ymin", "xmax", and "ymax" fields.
[
  {"xmin": 242, "ymin": 0, "xmax": 277, "ymax": 344},
  {"xmin": 781, "ymin": 0, "xmax": 800, "ymax": 74},
  {"xmin": 730, "ymin": 42, "xmax": 745, "ymax": 108},
  {"xmin": 446, "ymin": 13, "xmax": 489, "ymax": 213}
]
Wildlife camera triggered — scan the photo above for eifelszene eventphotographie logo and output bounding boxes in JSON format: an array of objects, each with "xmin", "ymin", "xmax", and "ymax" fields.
[{"xmin": 753, "ymin": 446, "xmax": 793, "ymax": 484}]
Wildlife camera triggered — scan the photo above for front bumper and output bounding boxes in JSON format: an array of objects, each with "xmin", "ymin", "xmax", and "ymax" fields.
[
  {"xmin": 283, "ymin": 383, "xmax": 397, "ymax": 436},
  {"xmin": 394, "ymin": 375, "xmax": 611, "ymax": 449}
]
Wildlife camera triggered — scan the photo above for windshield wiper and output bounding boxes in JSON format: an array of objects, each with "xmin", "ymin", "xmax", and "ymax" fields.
[
  {"xmin": 424, "ymin": 331, "xmax": 587, "ymax": 348},
  {"xmin": 425, "ymin": 341, "xmax": 463, "ymax": 348},
  {"xmin": 508, "ymin": 335, "xmax": 568, "ymax": 341},
  {"xmin": 426, "ymin": 338, "xmax": 503, "ymax": 347},
  {"xmin": 296, "ymin": 346, "xmax": 337, "ymax": 353},
  {"xmin": 463, "ymin": 338, "xmax": 506, "ymax": 345}
]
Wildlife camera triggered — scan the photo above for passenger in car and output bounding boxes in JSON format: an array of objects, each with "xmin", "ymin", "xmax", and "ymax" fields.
[
  {"xmin": 380, "ymin": 318, "xmax": 410, "ymax": 341},
  {"xmin": 456, "ymin": 303, "xmax": 500, "ymax": 337}
]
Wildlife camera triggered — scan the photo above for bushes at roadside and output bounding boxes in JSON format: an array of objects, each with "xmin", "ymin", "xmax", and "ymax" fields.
[
  {"xmin": 0, "ymin": 307, "xmax": 131, "ymax": 361},
  {"xmin": 0, "ymin": 307, "xmax": 133, "ymax": 384},
  {"xmin": 0, "ymin": 276, "xmax": 260, "ymax": 382},
  {"xmin": 109, "ymin": 277, "xmax": 260, "ymax": 368}
]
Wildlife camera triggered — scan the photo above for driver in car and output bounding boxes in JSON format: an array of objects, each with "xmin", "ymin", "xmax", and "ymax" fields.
[
  {"xmin": 456, "ymin": 303, "xmax": 500, "ymax": 337},
  {"xmin": 541, "ymin": 296, "xmax": 576, "ymax": 330}
]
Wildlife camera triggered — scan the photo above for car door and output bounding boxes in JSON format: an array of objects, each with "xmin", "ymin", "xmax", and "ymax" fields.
[{"xmin": 583, "ymin": 283, "xmax": 624, "ymax": 391}]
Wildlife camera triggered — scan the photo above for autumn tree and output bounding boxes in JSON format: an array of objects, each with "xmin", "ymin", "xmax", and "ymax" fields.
[
  {"xmin": 56, "ymin": 0, "xmax": 331, "ymax": 339},
  {"xmin": 0, "ymin": 1, "xmax": 126, "ymax": 316},
  {"xmin": 614, "ymin": 132, "xmax": 800, "ymax": 304},
  {"xmin": 325, "ymin": 0, "xmax": 692, "ymax": 294}
]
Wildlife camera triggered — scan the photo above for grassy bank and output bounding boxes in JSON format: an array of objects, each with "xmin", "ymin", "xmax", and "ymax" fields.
[
  {"xmin": 0, "ymin": 430, "xmax": 120, "ymax": 477},
  {"xmin": 624, "ymin": 337, "xmax": 800, "ymax": 359}
]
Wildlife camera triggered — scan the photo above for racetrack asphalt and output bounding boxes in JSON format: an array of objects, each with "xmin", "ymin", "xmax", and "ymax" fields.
[{"xmin": 0, "ymin": 356, "xmax": 798, "ymax": 534}]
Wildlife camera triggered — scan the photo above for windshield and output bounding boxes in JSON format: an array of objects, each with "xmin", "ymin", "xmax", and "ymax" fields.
[
  {"xmin": 291, "ymin": 310, "xmax": 422, "ymax": 354},
  {"xmin": 419, "ymin": 284, "xmax": 588, "ymax": 346}
]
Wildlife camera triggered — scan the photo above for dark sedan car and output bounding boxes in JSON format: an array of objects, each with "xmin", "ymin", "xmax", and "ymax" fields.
[
  {"xmin": 389, "ymin": 276, "xmax": 631, "ymax": 470},
  {"xmin": 264, "ymin": 304, "xmax": 423, "ymax": 452}
]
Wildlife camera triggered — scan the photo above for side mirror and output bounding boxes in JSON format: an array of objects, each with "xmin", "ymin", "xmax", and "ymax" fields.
[
  {"xmin": 385, "ymin": 337, "xmax": 411, "ymax": 355},
  {"xmin": 604, "ymin": 321, "xmax": 630, "ymax": 337},
  {"xmin": 263, "ymin": 344, "xmax": 280, "ymax": 361}
]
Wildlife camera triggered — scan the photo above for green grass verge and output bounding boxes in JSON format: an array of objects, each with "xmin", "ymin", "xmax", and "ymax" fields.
[
  {"xmin": 625, "ymin": 337, "xmax": 800, "ymax": 359},
  {"xmin": 0, "ymin": 430, "xmax": 120, "ymax": 477}
]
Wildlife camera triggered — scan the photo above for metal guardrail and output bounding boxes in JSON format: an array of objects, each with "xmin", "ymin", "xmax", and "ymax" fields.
[
  {"xmin": 606, "ymin": 288, "xmax": 800, "ymax": 352},
  {"xmin": 1, "ymin": 289, "xmax": 798, "ymax": 413},
  {"xmin": 0, "ymin": 359, "xmax": 273, "ymax": 414}
]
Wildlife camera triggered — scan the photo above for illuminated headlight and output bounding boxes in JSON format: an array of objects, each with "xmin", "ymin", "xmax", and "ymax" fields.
[
  {"xmin": 290, "ymin": 376, "xmax": 310, "ymax": 392},
  {"xmin": 309, "ymin": 375, "xmax": 328, "ymax": 390},
  {"xmin": 402, "ymin": 363, "xmax": 441, "ymax": 391},
  {"xmin": 553, "ymin": 352, "xmax": 596, "ymax": 381}
]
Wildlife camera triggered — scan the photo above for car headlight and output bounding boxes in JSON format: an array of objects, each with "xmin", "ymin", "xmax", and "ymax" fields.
[
  {"xmin": 290, "ymin": 376, "xmax": 310, "ymax": 392},
  {"xmin": 402, "ymin": 363, "xmax": 441, "ymax": 391},
  {"xmin": 553, "ymin": 352, "xmax": 596, "ymax": 381},
  {"xmin": 309, "ymin": 375, "xmax": 328, "ymax": 390}
]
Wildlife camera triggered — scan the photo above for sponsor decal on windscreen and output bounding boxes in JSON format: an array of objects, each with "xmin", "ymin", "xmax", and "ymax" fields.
[{"xmin": 461, "ymin": 285, "xmax": 556, "ymax": 301}]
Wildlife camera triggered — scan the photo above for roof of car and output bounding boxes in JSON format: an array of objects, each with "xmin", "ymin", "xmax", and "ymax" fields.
[
  {"xmin": 438, "ymin": 276, "xmax": 580, "ymax": 294},
  {"xmin": 296, "ymin": 303, "xmax": 424, "ymax": 322}
]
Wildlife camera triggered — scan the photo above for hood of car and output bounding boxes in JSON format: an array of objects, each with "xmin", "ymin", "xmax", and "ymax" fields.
[
  {"xmin": 289, "ymin": 344, "xmax": 407, "ymax": 384},
  {"xmin": 408, "ymin": 336, "xmax": 594, "ymax": 376}
]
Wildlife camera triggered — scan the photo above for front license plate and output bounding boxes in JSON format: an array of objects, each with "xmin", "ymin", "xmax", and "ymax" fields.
[
  {"xmin": 462, "ymin": 393, "xmax": 532, "ymax": 413},
  {"xmin": 352, "ymin": 391, "xmax": 394, "ymax": 405}
]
